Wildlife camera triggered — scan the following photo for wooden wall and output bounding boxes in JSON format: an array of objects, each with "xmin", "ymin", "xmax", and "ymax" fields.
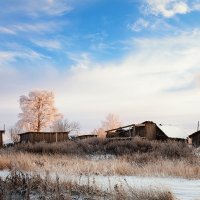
[
  {"xmin": 143, "ymin": 122, "xmax": 168, "ymax": 140},
  {"xmin": 20, "ymin": 132, "xmax": 69, "ymax": 143},
  {"xmin": 77, "ymin": 135, "xmax": 97, "ymax": 140},
  {"xmin": 106, "ymin": 122, "xmax": 169, "ymax": 141},
  {"xmin": 190, "ymin": 132, "xmax": 200, "ymax": 147}
]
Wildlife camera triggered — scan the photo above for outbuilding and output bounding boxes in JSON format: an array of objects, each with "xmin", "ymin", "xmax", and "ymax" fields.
[
  {"xmin": 19, "ymin": 132, "xmax": 69, "ymax": 143},
  {"xmin": 106, "ymin": 121, "xmax": 187, "ymax": 141},
  {"xmin": 76, "ymin": 134, "xmax": 97, "ymax": 140},
  {"xmin": 188, "ymin": 131, "xmax": 200, "ymax": 147}
]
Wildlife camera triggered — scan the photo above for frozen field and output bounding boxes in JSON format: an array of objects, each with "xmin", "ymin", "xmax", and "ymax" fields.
[{"xmin": 1, "ymin": 170, "xmax": 200, "ymax": 200}]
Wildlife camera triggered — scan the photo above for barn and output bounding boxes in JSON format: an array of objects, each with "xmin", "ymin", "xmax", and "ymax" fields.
[
  {"xmin": 106, "ymin": 121, "xmax": 187, "ymax": 141},
  {"xmin": 0, "ymin": 130, "xmax": 5, "ymax": 147},
  {"xmin": 19, "ymin": 132, "xmax": 69, "ymax": 143},
  {"xmin": 188, "ymin": 131, "xmax": 200, "ymax": 147}
]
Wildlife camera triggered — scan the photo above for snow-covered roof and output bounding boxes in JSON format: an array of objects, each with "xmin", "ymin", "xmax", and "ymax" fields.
[{"xmin": 157, "ymin": 124, "xmax": 188, "ymax": 139}]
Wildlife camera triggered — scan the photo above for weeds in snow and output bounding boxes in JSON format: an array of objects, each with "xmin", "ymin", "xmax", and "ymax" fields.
[{"xmin": 0, "ymin": 170, "xmax": 175, "ymax": 200}]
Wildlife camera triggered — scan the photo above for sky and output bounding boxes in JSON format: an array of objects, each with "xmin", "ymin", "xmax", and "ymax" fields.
[{"xmin": 0, "ymin": 0, "xmax": 200, "ymax": 134}]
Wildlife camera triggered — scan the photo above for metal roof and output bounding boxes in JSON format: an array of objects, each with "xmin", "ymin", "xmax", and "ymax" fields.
[{"xmin": 157, "ymin": 124, "xmax": 188, "ymax": 139}]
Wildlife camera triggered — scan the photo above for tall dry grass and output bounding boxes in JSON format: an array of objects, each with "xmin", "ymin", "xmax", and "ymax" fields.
[
  {"xmin": 0, "ymin": 138, "xmax": 199, "ymax": 179},
  {"xmin": 0, "ymin": 150, "xmax": 199, "ymax": 179}
]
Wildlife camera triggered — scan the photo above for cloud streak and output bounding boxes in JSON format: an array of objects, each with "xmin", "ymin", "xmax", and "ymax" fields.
[
  {"xmin": 31, "ymin": 39, "xmax": 63, "ymax": 50},
  {"xmin": 0, "ymin": 0, "xmax": 73, "ymax": 17}
]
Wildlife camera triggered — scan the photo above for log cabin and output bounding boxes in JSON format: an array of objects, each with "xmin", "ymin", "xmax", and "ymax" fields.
[{"xmin": 18, "ymin": 132, "xmax": 69, "ymax": 143}]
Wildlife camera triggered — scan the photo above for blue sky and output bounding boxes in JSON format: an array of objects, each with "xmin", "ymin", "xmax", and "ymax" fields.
[{"xmin": 1, "ymin": 0, "xmax": 200, "ymax": 133}]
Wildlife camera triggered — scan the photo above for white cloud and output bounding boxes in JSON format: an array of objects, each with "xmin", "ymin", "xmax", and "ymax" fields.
[
  {"xmin": 0, "ymin": 49, "xmax": 47, "ymax": 65},
  {"xmin": 0, "ymin": 22, "xmax": 59, "ymax": 37},
  {"xmin": 0, "ymin": 0, "xmax": 73, "ymax": 17},
  {"xmin": 68, "ymin": 53, "xmax": 92, "ymax": 71},
  {"xmin": 1, "ymin": 30, "xmax": 200, "ymax": 133},
  {"xmin": 0, "ymin": 27, "xmax": 16, "ymax": 35},
  {"xmin": 144, "ymin": 0, "xmax": 195, "ymax": 18},
  {"xmin": 31, "ymin": 39, "xmax": 63, "ymax": 50},
  {"xmin": 128, "ymin": 18, "xmax": 149, "ymax": 32}
]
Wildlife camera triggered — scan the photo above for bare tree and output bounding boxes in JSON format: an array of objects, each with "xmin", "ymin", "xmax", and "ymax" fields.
[
  {"xmin": 51, "ymin": 119, "xmax": 80, "ymax": 134},
  {"xmin": 17, "ymin": 90, "xmax": 63, "ymax": 132},
  {"xmin": 9, "ymin": 126, "xmax": 21, "ymax": 143},
  {"xmin": 94, "ymin": 113, "xmax": 122, "ymax": 138}
]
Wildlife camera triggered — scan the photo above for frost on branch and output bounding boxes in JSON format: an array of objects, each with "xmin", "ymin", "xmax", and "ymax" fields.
[
  {"xmin": 93, "ymin": 113, "xmax": 122, "ymax": 138},
  {"xmin": 17, "ymin": 90, "xmax": 63, "ymax": 132}
]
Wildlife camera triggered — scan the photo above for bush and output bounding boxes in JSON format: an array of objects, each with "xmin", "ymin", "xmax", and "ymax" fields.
[{"xmin": 14, "ymin": 137, "xmax": 192, "ymax": 160}]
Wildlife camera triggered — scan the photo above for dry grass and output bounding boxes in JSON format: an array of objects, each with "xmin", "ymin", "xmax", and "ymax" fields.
[
  {"xmin": 0, "ymin": 138, "xmax": 199, "ymax": 179},
  {"xmin": 0, "ymin": 170, "xmax": 174, "ymax": 200},
  {"xmin": 0, "ymin": 150, "xmax": 200, "ymax": 179},
  {"xmin": 112, "ymin": 184, "xmax": 174, "ymax": 200}
]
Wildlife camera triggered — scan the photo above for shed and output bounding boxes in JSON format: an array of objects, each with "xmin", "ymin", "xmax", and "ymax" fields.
[
  {"xmin": 106, "ymin": 121, "xmax": 187, "ymax": 141},
  {"xmin": 76, "ymin": 134, "xmax": 97, "ymax": 140},
  {"xmin": 19, "ymin": 132, "xmax": 69, "ymax": 143},
  {"xmin": 0, "ymin": 130, "xmax": 5, "ymax": 147},
  {"xmin": 188, "ymin": 131, "xmax": 200, "ymax": 147}
]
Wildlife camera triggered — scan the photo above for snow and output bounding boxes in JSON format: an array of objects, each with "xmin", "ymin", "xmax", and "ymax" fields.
[
  {"xmin": 157, "ymin": 124, "xmax": 188, "ymax": 139},
  {"xmin": 0, "ymin": 170, "xmax": 10, "ymax": 178},
  {"xmin": 59, "ymin": 175, "xmax": 200, "ymax": 200},
  {"xmin": 1, "ymin": 170, "xmax": 200, "ymax": 200}
]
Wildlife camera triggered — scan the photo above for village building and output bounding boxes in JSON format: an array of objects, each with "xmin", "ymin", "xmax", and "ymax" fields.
[
  {"xmin": 106, "ymin": 121, "xmax": 187, "ymax": 141},
  {"xmin": 18, "ymin": 132, "xmax": 69, "ymax": 143},
  {"xmin": 0, "ymin": 130, "xmax": 5, "ymax": 147},
  {"xmin": 76, "ymin": 134, "xmax": 97, "ymax": 140},
  {"xmin": 188, "ymin": 131, "xmax": 200, "ymax": 147}
]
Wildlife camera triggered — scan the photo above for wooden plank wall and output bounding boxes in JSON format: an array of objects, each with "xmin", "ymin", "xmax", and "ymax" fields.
[
  {"xmin": 192, "ymin": 133, "xmax": 200, "ymax": 147},
  {"xmin": 20, "ymin": 132, "xmax": 69, "ymax": 143}
]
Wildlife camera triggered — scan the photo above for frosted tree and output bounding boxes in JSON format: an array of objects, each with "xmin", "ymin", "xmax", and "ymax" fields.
[
  {"xmin": 94, "ymin": 113, "xmax": 122, "ymax": 138},
  {"xmin": 51, "ymin": 119, "xmax": 80, "ymax": 134},
  {"xmin": 17, "ymin": 90, "xmax": 63, "ymax": 132}
]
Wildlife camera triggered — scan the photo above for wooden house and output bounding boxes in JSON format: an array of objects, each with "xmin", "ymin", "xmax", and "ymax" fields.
[
  {"xmin": 0, "ymin": 130, "xmax": 5, "ymax": 147},
  {"xmin": 19, "ymin": 132, "xmax": 69, "ymax": 143},
  {"xmin": 76, "ymin": 134, "xmax": 97, "ymax": 140},
  {"xmin": 106, "ymin": 121, "xmax": 187, "ymax": 141},
  {"xmin": 188, "ymin": 131, "xmax": 200, "ymax": 147}
]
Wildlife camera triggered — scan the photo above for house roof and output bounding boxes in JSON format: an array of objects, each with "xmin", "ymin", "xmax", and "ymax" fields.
[
  {"xmin": 157, "ymin": 124, "xmax": 188, "ymax": 139},
  {"xmin": 188, "ymin": 130, "xmax": 200, "ymax": 138}
]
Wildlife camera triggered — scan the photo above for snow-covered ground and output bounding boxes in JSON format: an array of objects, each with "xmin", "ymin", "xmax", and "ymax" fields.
[
  {"xmin": 1, "ymin": 170, "xmax": 199, "ymax": 200},
  {"xmin": 61, "ymin": 175, "xmax": 200, "ymax": 200}
]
